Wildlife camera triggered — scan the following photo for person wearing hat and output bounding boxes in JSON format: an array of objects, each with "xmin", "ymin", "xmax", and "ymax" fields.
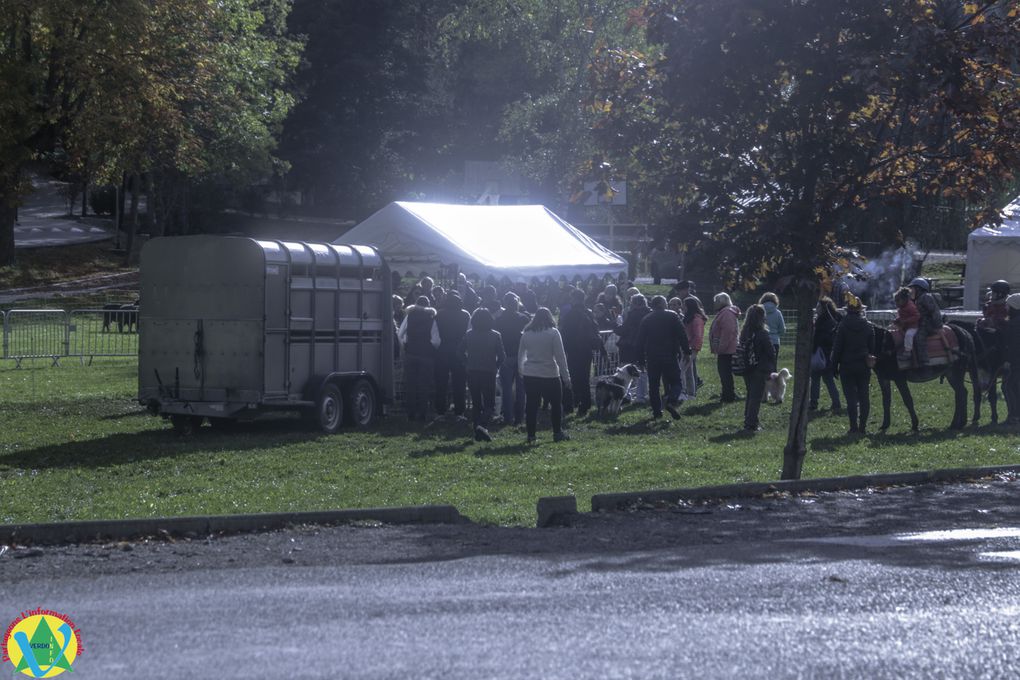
[
  {"xmin": 667, "ymin": 279, "xmax": 695, "ymax": 302},
  {"xmin": 908, "ymin": 277, "xmax": 942, "ymax": 367},
  {"xmin": 979, "ymin": 280, "xmax": 1011, "ymax": 333},
  {"xmin": 1003, "ymin": 293, "xmax": 1020, "ymax": 424},
  {"xmin": 831, "ymin": 292, "xmax": 875, "ymax": 434}
]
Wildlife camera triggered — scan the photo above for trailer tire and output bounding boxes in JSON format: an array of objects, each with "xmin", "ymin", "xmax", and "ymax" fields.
[
  {"xmin": 316, "ymin": 383, "xmax": 344, "ymax": 434},
  {"xmin": 171, "ymin": 414, "xmax": 203, "ymax": 436},
  {"xmin": 345, "ymin": 379, "xmax": 376, "ymax": 427}
]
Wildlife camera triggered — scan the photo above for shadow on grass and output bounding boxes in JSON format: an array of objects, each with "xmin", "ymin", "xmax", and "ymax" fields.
[
  {"xmin": 681, "ymin": 401, "xmax": 728, "ymax": 417},
  {"xmin": 474, "ymin": 442, "xmax": 531, "ymax": 457},
  {"xmin": 708, "ymin": 429, "xmax": 759, "ymax": 443},
  {"xmin": 408, "ymin": 441, "xmax": 473, "ymax": 459},
  {"xmin": 100, "ymin": 409, "xmax": 150, "ymax": 421},
  {"xmin": 0, "ymin": 418, "xmax": 329, "ymax": 471},
  {"xmin": 808, "ymin": 428, "xmax": 957, "ymax": 452},
  {"xmin": 605, "ymin": 420, "xmax": 674, "ymax": 436}
]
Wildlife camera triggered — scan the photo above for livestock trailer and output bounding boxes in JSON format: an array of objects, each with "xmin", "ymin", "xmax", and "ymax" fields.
[{"xmin": 138, "ymin": 236, "xmax": 393, "ymax": 433}]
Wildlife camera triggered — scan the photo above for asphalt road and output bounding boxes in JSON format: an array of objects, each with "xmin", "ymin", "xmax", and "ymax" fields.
[{"xmin": 3, "ymin": 479, "xmax": 1019, "ymax": 679}]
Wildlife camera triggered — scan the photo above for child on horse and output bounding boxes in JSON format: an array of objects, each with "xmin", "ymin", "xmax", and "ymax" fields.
[
  {"xmin": 909, "ymin": 278, "xmax": 942, "ymax": 367},
  {"xmin": 979, "ymin": 280, "xmax": 1011, "ymax": 333},
  {"xmin": 893, "ymin": 287, "xmax": 920, "ymax": 359}
]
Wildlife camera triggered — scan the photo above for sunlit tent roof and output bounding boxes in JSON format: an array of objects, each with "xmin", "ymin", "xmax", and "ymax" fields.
[
  {"xmin": 335, "ymin": 202, "xmax": 627, "ymax": 281},
  {"xmin": 964, "ymin": 196, "xmax": 1020, "ymax": 309}
]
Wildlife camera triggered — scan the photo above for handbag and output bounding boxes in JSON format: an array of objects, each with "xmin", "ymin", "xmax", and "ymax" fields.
[{"xmin": 810, "ymin": 347, "xmax": 827, "ymax": 372}]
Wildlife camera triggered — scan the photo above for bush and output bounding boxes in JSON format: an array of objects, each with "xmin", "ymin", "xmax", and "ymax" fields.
[{"xmin": 89, "ymin": 185, "xmax": 117, "ymax": 215}]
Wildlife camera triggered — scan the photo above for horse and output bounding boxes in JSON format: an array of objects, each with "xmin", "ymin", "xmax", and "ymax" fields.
[
  {"xmin": 871, "ymin": 323, "xmax": 980, "ymax": 432},
  {"xmin": 968, "ymin": 323, "xmax": 1010, "ymax": 424}
]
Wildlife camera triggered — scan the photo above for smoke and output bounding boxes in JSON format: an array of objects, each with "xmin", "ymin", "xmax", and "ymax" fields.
[{"xmin": 846, "ymin": 241, "xmax": 920, "ymax": 309}]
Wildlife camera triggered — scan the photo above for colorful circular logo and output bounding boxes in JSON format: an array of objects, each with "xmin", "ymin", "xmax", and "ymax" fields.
[{"xmin": 3, "ymin": 609, "xmax": 82, "ymax": 678}]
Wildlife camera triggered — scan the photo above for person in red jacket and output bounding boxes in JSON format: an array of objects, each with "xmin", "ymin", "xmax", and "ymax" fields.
[
  {"xmin": 709, "ymin": 292, "xmax": 742, "ymax": 402},
  {"xmin": 893, "ymin": 287, "xmax": 920, "ymax": 358}
]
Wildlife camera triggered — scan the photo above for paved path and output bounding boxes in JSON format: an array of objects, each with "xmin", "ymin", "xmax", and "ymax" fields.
[
  {"xmin": 14, "ymin": 177, "xmax": 114, "ymax": 249},
  {"xmin": 2, "ymin": 477, "xmax": 1018, "ymax": 678}
]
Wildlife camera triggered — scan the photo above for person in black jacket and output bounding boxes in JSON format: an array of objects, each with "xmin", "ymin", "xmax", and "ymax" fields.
[
  {"xmin": 637, "ymin": 295, "xmax": 690, "ymax": 419},
  {"xmin": 460, "ymin": 308, "xmax": 506, "ymax": 441},
  {"xmin": 434, "ymin": 292, "xmax": 471, "ymax": 417},
  {"xmin": 615, "ymin": 293, "xmax": 651, "ymax": 402},
  {"xmin": 494, "ymin": 292, "xmax": 531, "ymax": 425},
  {"xmin": 558, "ymin": 288, "xmax": 604, "ymax": 416},
  {"xmin": 1002, "ymin": 294, "xmax": 1020, "ymax": 424},
  {"xmin": 809, "ymin": 296, "xmax": 842, "ymax": 413},
  {"xmin": 831, "ymin": 293, "xmax": 875, "ymax": 434},
  {"xmin": 739, "ymin": 304, "xmax": 777, "ymax": 432}
]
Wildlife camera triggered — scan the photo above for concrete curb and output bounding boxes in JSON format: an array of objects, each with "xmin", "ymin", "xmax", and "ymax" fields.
[
  {"xmin": 590, "ymin": 464, "xmax": 1020, "ymax": 513},
  {"xmin": 0, "ymin": 504, "xmax": 468, "ymax": 546}
]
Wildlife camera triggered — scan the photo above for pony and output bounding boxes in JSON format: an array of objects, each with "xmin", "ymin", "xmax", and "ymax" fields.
[
  {"xmin": 969, "ymin": 323, "xmax": 1010, "ymax": 424},
  {"xmin": 871, "ymin": 322, "xmax": 980, "ymax": 431}
]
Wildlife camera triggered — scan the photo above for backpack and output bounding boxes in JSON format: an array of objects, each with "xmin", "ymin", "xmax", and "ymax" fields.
[{"xmin": 731, "ymin": 336, "xmax": 758, "ymax": 376}]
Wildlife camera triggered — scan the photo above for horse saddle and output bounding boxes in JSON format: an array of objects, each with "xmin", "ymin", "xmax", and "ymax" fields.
[{"xmin": 891, "ymin": 327, "xmax": 958, "ymax": 370}]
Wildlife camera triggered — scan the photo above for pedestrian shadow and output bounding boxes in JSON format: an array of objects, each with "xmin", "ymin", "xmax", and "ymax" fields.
[
  {"xmin": 809, "ymin": 429, "xmax": 951, "ymax": 452},
  {"xmin": 474, "ymin": 442, "xmax": 530, "ymax": 457},
  {"xmin": 605, "ymin": 420, "xmax": 673, "ymax": 435},
  {"xmin": 681, "ymin": 401, "xmax": 727, "ymax": 417},
  {"xmin": 708, "ymin": 429, "xmax": 758, "ymax": 443},
  {"xmin": 407, "ymin": 441, "xmax": 473, "ymax": 459}
]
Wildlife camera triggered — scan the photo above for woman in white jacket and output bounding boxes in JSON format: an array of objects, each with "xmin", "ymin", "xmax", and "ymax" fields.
[{"xmin": 518, "ymin": 307, "xmax": 572, "ymax": 443}]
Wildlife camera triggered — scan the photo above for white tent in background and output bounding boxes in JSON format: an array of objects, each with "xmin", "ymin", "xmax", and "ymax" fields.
[
  {"xmin": 964, "ymin": 196, "xmax": 1020, "ymax": 309},
  {"xmin": 335, "ymin": 202, "xmax": 628, "ymax": 281}
]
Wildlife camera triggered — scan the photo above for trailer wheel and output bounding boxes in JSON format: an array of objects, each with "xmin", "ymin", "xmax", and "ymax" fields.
[
  {"xmin": 345, "ymin": 379, "xmax": 376, "ymax": 427},
  {"xmin": 171, "ymin": 415, "xmax": 203, "ymax": 436},
  {"xmin": 316, "ymin": 383, "xmax": 344, "ymax": 434}
]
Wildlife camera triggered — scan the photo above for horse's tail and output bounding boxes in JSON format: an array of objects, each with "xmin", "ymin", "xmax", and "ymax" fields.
[{"xmin": 951, "ymin": 323, "xmax": 982, "ymax": 423}]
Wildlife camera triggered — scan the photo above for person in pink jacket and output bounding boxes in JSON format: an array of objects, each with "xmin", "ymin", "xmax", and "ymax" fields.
[
  {"xmin": 709, "ymin": 292, "xmax": 742, "ymax": 402},
  {"xmin": 684, "ymin": 296, "xmax": 708, "ymax": 389}
]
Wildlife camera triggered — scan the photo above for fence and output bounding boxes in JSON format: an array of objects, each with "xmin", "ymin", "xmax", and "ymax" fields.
[{"xmin": 2, "ymin": 308, "xmax": 139, "ymax": 367}]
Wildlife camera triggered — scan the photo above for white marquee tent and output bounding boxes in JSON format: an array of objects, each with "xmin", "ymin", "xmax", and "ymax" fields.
[
  {"xmin": 335, "ymin": 202, "xmax": 628, "ymax": 281},
  {"xmin": 964, "ymin": 196, "xmax": 1020, "ymax": 309}
]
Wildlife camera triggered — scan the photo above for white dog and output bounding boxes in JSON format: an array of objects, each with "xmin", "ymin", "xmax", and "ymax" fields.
[
  {"xmin": 765, "ymin": 368, "xmax": 792, "ymax": 404},
  {"xmin": 595, "ymin": 364, "xmax": 642, "ymax": 419}
]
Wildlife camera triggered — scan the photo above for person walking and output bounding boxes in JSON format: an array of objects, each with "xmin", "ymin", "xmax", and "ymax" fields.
[
  {"xmin": 518, "ymin": 308, "xmax": 571, "ymax": 443},
  {"xmin": 460, "ymin": 308, "xmax": 505, "ymax": 442},
  {"xmin": 709, "ymin": 292, "xmax": 742, "ymax": 402},
  {"xmin": 831, "ymin": 293, "xmax": 875, "ymax": 435},
  {"xmin": 615, "ymin": 293, "xmax": 651, "ymax": 403},
  {"xmin": 493, "ymin": 292, "xmax": 530, "ymax": 425},
  {"xmin": 759, "ymin": 292, "xmax": 786, "ymax": 357},
  {"xmin": 684, "ymin": 296, "xmax": 708, "ymax": 390},
  {"xmin": 738, "ymin": 304, "xmax": 776, "ymax": 432},
  {"xmin": 637, "ymin": 295, "xmax": 689, "ymax": 419},
  {"xmin": 559, "ymin": 288, "xmax": 604, "ymax": 417},
  {"xmin": 434, "ymin": 292, "xmax": 471, "ymax": 418},
  {"xmin": 396, "ymin": 296, "xmax": 439, "ymax": 421},
  {"xmin": 809, "ymin": 296, "xmax": 842, "ymax": 413}
]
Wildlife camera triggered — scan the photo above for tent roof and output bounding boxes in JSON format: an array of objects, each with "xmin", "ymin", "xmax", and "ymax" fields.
[
  {"xmin": 968, "ymin": 195, "xmax": 1020, "ymax": 241},
  {"xmin": 963, "ymin": 195, "xmax": 1020, "ymax": 309},
  {"xmin": 334, "ymin": 202, "xmax": 627, "ymax": 280}
]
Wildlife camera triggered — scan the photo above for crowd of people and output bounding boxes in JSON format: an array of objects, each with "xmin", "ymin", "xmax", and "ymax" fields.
[{"xmin": 391, "ymin": 270, "xmax": 1020, "ymax": 443}]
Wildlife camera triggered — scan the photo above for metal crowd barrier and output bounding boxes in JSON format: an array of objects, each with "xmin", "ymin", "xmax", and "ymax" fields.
[{"xmin": 2, "ymin": 307, "xmax": 138, "ymax": 367}]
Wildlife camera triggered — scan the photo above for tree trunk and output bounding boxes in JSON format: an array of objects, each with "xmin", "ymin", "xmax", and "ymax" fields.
[
  {"xmin": 0, "ymin": 172, "xmax": 19, "ymax": 266},
  {"xmin": 781, "ymin": 282, "xmax": 820, "ymax": 480},
  {"xmin": 123, "ymin": 174, "xmax": 140, "ymax": 266}
]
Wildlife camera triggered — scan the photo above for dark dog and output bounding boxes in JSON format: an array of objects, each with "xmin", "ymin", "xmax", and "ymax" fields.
[
  {"xmin": 595, "ymin": 364, "xmax": 641, "ymax": 419},
  {"xmin": 102, "ymin": 303, "xmax": 139, "ymax": 333}
]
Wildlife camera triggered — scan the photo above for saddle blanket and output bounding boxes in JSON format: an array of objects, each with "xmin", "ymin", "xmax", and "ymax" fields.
[{"xmin": 891, "ymin": 326, "xmax": 958, "ymax": 370}]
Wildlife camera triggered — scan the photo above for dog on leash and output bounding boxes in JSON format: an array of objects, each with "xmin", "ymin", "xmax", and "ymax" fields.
[
  {"xmin": 765, "ymin": 367, "xmax": 792, "ymax": 404},
  {"xmin": 595, "ymin": 364, "xmax": 642, "ymax": 419}
]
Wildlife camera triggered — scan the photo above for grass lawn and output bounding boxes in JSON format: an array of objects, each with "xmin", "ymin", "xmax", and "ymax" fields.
[{"xmin": 2, "ymin": 351, "xmax": 1018, "ymax": 527}]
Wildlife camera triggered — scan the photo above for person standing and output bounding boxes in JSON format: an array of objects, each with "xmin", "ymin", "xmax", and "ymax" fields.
[
  {"xmin": 1002, "ymin": 294, "xmax": 1020, "ymax": 424},
  {"xmin": 434, "ymin": 292, "xmax": 471, "ymax": 417},
  {"xmin": 709, "ymin": 292, "xmax": 742, "ymax": 402},
  {"xmin": 518, "ymin": 308, "xmax": 571, "ymax": 443},
  {"xmin": 637, "ymin": 295, "xmax": 689, "ymax": 419},
  {"xmin": 831, "ymin": 293, "xmax": 875, "ymax": 435},
  {"xmin": 493, "ymin": 292, "xmax": 530, "ymax": 425},
  {"xmin": 615, "ymin": 293, "xmax": 651, "ymax": 403},
  {"xmin": 809, "ymin": 296, "xmax": 842, "ymax": 413},
  {"xmin": 738, "ymin": 304, "xmax": 776, "ymax": 432},
  {"xmin": 460, "ymin": 308, "xmax": 505, "ymax": 442},
  {"xmin": 396, "ymin": 296, "xmax": 440, "ymax": 421},
  {"xmin": 558, "ymin": 288, "xmax": 603, "ymax": 417},
  {"xmin": 684, "ymin": 296, "xmax": 708, "ymax": 390},
  {"xmin": 759, "ymin": 292, "xmax": 786, "ymax": 357}
]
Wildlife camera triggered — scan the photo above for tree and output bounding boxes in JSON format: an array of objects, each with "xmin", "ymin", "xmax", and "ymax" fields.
[
  {"xmin": 0, "ymin": 0, "xmax": 300, "ymax": 265},
  {"xmin": 591, "ymin": 0, "xmax": 1020, "ymax": 478}
]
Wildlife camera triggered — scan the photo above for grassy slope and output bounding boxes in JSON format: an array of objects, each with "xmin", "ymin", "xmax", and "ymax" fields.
[{"xmin": 1, "ymin": 352, "xmax": 1017, "ymax": 527}]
